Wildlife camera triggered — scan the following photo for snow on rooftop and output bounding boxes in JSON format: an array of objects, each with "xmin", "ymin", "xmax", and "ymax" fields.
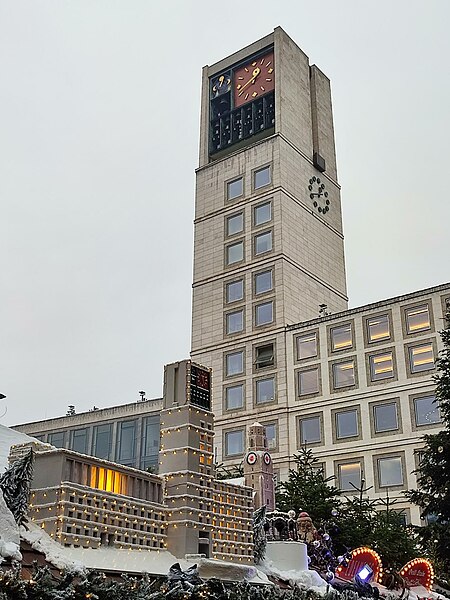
[{"xmin": 0, "ymin": 424, "xmax": 41, "ymax": 473}]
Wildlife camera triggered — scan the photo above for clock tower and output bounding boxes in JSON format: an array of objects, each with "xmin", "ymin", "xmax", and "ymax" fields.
[{"xmin": 191, "ymin": 27, "xmax": 348, "ymax": 473}]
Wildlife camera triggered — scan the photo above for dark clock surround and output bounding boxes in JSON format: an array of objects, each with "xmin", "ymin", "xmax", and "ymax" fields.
[{"xmin": 209, "ymin": 47, "xmax": 275, "ymax": 158}]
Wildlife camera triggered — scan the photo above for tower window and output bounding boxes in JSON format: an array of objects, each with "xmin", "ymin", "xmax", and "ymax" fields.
[
  {"xmin": 254, "ymin": 201, "xmax": 272, "ymax": 226},
  {"xmin": 226, "ymin": 212, "xmax": 244, "ymax": 237},
  {"xmin": 255, "ymin": 377, "xmax": 275, "ymax": 404},
  {"xmin": 226, "ymin": 241, "xmax": 244, "ymax": 265},
  {"xmin": 337, "ymin": 462, "xmax": 362, "ymax": 491},
  {"xmin": 335, "ymin": 409, "xmax": 359, "ymax": 439},
  {"xmin": 255, "ymin": 301, "xmax": 273, "ymax": 326},
  {"xmin": 254, "ymin": 166, "xmax": 271, "ymax": 189},
  {"xmin": 225, "ymin": 430, "xmax": 244, "ymax": 457},
  {"xmin": 226, "ymin": 309, "xmax": 244, "ymax": 334},
  {"xmin": 225, "ymin": 384, "xmax": 244, "ymax": 410},
  {"xmin": 377, "ymin": 456, "xmax": 404, "ymax": 487},
  {"xmin": 298, "ymin": 367, "xmax": 320, "ymax": 396},
  {"xmin": 254, "ymin": 270, "xmax": 273, "ymax": 295},
  {"xmin": 296, "ymin": 332, "xmax": 318, "ymax": 360},
  {"xmin": 299, "ymin": 415, "xmax": 321, "ymax": 445},
  {"xmin": 254, "ymin": 344, "xmax": 274, "ymax": 369},
  {"xmin": 332, "ymin": 359, "xmax": 356, "ymax": 389},
  {"xmin": 226, "ymin": 280, "xmax": 244, "ymax": 303},
  {"xmin": 330, "ymin": 323, "xmax": 353, "ymax": 351},
  {"xmin": 405, "ymin": 304, "xmax": 431, "ymax": 334},
  {"xmin": 225, "ymin": 351, "xmax": 244, "ymax": 376},
  {"xmin": 373, "ymin": 402, "xmax": 398, "ymax": 433},
  {"xmin": 254, "ymin": 231, "xmax": 272, "ymax": 255},
  {"xmin": 413, "ymin": 395, "xmax": 441, "ymax": 427},
  {"xmin": 227, "ymin": 178, "xmax": 243, "ymax": 201}
]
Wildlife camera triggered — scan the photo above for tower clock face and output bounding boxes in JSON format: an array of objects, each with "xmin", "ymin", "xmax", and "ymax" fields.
[{"xmin": 233, "ymin": 52, "xmax": 275, "ymax": 108}]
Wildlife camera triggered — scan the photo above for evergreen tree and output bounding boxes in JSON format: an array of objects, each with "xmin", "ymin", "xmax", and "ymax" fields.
[
  {"xmin": 406, "ymin": 305, "xmax": 450, "ymax": 580},
  {"xmin": 0, "ymin": 448, "xmax": 34, "ymax": 526},
  {"xmin": 276, "ymin": 448, "xmax": 340, "ymax": 525}
]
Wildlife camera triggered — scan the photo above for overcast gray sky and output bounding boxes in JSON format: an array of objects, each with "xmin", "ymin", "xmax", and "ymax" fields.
[{"xmin": 1, "ymin": 1, "xmax": 449, "ymax": 426}]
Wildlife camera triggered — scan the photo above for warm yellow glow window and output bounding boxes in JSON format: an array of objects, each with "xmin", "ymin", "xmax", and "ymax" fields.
[
  {"xmin": 367, "ymin": 314, "xmax": 390, "ymax": 343},
  {"xmin": 405, "ymin": 305, "xmax": 431, "ymax": 334},
  {"xmin": 409, "ymin": 344, "xmax": 435, "ymax": 373},
  {"xmin": 90, "ymin": 466, "xmax": 127, "ymax": 495},
  {"xmin": 331, "ymin": 324, "xmax": 353, "ymax": 351},
  {"xmin": 370, "ymin": 352, "xmax": 394, "ymax": 381}
]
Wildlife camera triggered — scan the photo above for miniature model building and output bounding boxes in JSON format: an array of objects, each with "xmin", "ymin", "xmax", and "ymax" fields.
[
  {"xmin": 243, "ymin": 422, "xmax": 275, "ymax": 510},
  {"xmin": 8, "ymin": 360, "xmax": 254, "ymax": 563}
]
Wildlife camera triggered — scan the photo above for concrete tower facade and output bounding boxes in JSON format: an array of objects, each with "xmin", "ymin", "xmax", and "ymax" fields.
[
  {"xmin": 191, "ymin": 27, "xmax": 347, "ymax": 468},
  {"xmin": 243, "ymin": 422, "xmax": 275, "ymax": 510}
]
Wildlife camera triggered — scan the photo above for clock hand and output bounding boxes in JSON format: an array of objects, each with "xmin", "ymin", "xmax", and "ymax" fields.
[{"xmin": 237, "ymin": 67, "xmax": 261, "ymax": 96}]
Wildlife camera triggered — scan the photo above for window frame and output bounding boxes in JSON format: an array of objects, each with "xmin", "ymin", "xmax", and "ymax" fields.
[
  {"xmin": 224, "ymin": 349, "xmax": 245, "ymax": 378},
  {"xmin": 253, "ymin": 229, "xmax": 273, "ymax": 256},
  {"xmin": 224, "ymin": 428, "xmax": 245, "ymax": 458},
  {"xmin": 402, "ymin": 300, "xmax": 434, "ymax": 337},
  {"xmin": 366, "ymin": 347, "xmax": 397, "ymax": 384},
  {"xmin": 253, "ymin": 199, "xmax": 272, "ymax": 227},
  {"xmin": 297, "ymin": 413, "xmax": 323, "ymax": 447},
  {"xmin": 224, "ymin": 279, "xmax": 244, "ymax": 304},
  {"xmin": 261, "ymin": 420, "xmax": 278, "ymax": 451},
  {"xmin": 332, "ymin": 406, "xmax": 361, "ymax": 443},
  {"xmin": 295, "ymin": 329, "xmax": 319, "ymax": 362},
  {"xmin": 374, "ymin": 453, "xmax": 406, "ymax": 491},
  {"xmin": 225, "ymin": 308, "xmax": 244, "ymax": 335},
  {"xmin": 225, "ymin": 211, "xmax": 244, "ymax": 237},
  {"xmin": 369, "ymin": 399, "xmax": 402, "ymax": 437},
  {"xmin": 225, "ymin": 239, "xmax": 244, "ymax": 267},
  {"xmin": 296, "ymin": 365, "xmax": 321, "ymax": 398},
  {"xmin": 254, "ymin": 268, "xmax": 273, "ymax": 296},
  {"xmin": 254, "ymin": 299, "xmax": 274, "ymax": 327},
  {"xmin": 226, "ymin": 176, "xmax": 244, "ymax": 201},
  {"xmin": 364, "ymin": 311, "xmax": 393, "ymax": 346},
  {"xmin": 223, "ymin": 382, "xmax": 245, "ymax": 412},
  {"xmin": 329, "ymin": 321, "xmax": 354, "ymax": 353},
  {"xmin": 405, "ymin": 339, "xmax": 436, "ymax": 376},
  {"xmin": 409, "ymin": 393, "xmax": 442, "ymax": 430},
  {"xmin": 253, "ymin": 342, "xmax": 275, "ymax": 371},
  {"xmin": 330, "ymin": 357, "xmax": 357, "ymax": 391},
  {"xmin": 254, "ymin": 375, "xmax": 276, "ymax": 406},
  {"xmin": 335, "ymin": 459, "xmax": 363, "ymax": 492},
  {"xmin": 252, "ymin": 164, "xmax": 272, "ymax": 191}
]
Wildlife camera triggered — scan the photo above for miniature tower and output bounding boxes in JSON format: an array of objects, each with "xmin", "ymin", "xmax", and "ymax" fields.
[{"xmin": 243, "ymin": 422, "xmax": 275, "ymax": 510}]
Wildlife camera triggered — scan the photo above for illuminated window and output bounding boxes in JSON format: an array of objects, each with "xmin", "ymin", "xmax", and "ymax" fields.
[
  {"xmin": 255, "ymin": 301, "xmax": 273, "ymax": 326},
  {"xmin": 254, "ymin": 270, "xmax": 273, "ymax": 295},
  {"xmin": 255, "ymin": 344, "xmax": 274, "ymax": 369},
  {"xmin": 299, "ymin": 416, "xmax": 321, "ymax": 444},
  {"xmin": 254, "ymin": 231, "xmax": 272, "ymax": 255},
  {"xmin": 335, "ymin": 409, "xmax": 358, "ymax": 439},
  {"xmin": 226, "ymin": 280, "xmax": 243, "ymax": 303},
  {"xmin": 331, "ymin": 324, "xmax": 353, "ymax": 351},
  {"xmin": 332, "ymin": 360, "xmax": 355, "ymax": 388},
  {"xmin": 414, "ymin": 395, "xmax": 441, "ymax": 426},
  {"xmin": 296, "ymin": 332, "xmax": 318, "ymax": 360},
  {"xmin": 225, "ymin": 384, "xmax": 244, "ymax": 410},
  {"xmin": 256, "ymin": 377, "xmax": 275, "ymax": 404},
  {"xmin": 409, "ymin": 343, "xmax": 435, "ymax": 373},
  {"xmin": 373, "ymin": 402, "xmax": 398, "ymax": 432},
  {"xmin": 225, "ymin": 430, "xmax": 244, "ymax": 456},
  {"xmin": 405, "ymin": 305, "xmax": 431, "ymax": 334},
  {"xmin": 369, "ymin": 351, "xmax": 394, "ymax": 381},
  {"xmin": 298, "ymin": 367, "xmax": 319, "ymax": 396},
  {"xmin": 227, "ymin": 177, "xmax": 243, "ymax": 200},
  {"xmin": 254, "ymin": 166, "xmax": 271, "ymax": 189},
  {"xmin": 226, "ymin": 241, "xmax": 244, "ymax": 265},
  {"xmin": 226, "ymin": 309, "xmax": 244, "ymax": 334},
  {"xmin": 225, "ymin": 351, "xmax": 244, "ymax": 376},
  {"xmin": 226, "ymin": 213, "xmax": 243, "ymax": 237},
  {"xmin": 90, "ymin": 466, "xmax": 127, "ymax": 495},
  {"xmin": 338, "ymin": 462, "xmax": 361, "ymax": 491},
  {"xmin": 378, "ymin": 456, "xmax": 403, "ymax": 487},
  {"xmin": 254, "ymin": 201, "xmax": 272, "ymax": 226},
  {"xmin": 367, "ymin": 314, "xmax": 390, "ymax": 343}
]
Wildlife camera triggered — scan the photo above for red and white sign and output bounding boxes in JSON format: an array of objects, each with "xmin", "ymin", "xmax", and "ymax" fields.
[
  {"xmin": 336, "ymin": 547, "xmax": 383, "ymax": 583},
  {"xmin": 400, "ymin": 558, "xmax": 434, "ymax": 591}
]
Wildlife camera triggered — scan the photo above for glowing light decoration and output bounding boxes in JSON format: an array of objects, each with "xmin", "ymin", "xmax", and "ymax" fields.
[
  {"xmin": 400, "ymin": 558, "xmax": 434, "ymax": 591},
  {"xmin": 336, "ymin": 547, "xmax": 383, "ymax": 583}
]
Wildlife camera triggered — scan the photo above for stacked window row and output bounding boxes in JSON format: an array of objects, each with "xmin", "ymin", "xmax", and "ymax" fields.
[{"xmin": 295, "ymin": 302, "xmax": 437, "ymax": 397}]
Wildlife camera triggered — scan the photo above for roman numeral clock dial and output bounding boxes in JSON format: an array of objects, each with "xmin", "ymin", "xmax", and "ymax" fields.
[{"xmin": 233, "ymin": 52, "xmax": 274, "ymax": 108}]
